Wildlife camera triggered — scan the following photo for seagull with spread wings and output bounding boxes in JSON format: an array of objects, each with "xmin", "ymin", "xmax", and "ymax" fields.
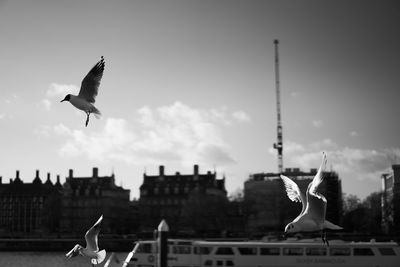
[
  {"xmin": 280, "ymin": 152, "xmax": 342, "ymax": 245},
  {"xmin": 65, "ymin": 215, "xmax": 106, "ymax": 266},
  {"xmin": 61, "ymin": 56, "xmax": 105, "ymax": 127}
]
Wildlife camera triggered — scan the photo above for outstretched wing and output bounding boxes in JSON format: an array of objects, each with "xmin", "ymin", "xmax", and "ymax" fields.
[
  {"xmin": 303, "ymin": 152, "xmax": 328, "ymax": 225},
  {"xmin": 85, "ymin": 215, "xmax": 103, "ymax": 252},
  {"xmin": 308, "ymin": 152, "xmax": 327, "ymax": 201},
  {"xmin": 280, "ymin": 174, "xmax": 306, "ymax": 215},
  {"xmin": 79, "ymin": 56, "xmax": 105, "ymax": 103},
  {"xmin": 65, "ymin": 244, "xmax": 81, "ymax": 259}
]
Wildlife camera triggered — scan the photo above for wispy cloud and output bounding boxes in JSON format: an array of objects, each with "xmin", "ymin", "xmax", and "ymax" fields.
[
  {"xmin": 47, "ymin": 83, "xmax": 79, "ymax": 98},
  {"xmin": 312, "ymin": 120, "xmax": 324, "ymax": 128},
  {"xmin": 277, "ymin": 138, "xmax": 400, "ymax": 183},
  {"xmin": 40, "ymin": 83, "xmax": 79, "ymax": 111},
  {"xmin": 350, "ymin": 131, "xmax": 358, "ymax": 137},
  {"xmin": 45, "ymin": 102, "xmax": 249, "ymax": 167},
  {"xmin": 40, "ymin": 99, "xmax": 52, "ymax": 111},
  {"xmin": 232, "ymin": 110, "xmax": 251, "ymax": 122}
]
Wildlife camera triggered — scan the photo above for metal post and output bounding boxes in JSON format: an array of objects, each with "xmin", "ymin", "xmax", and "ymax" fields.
[
  {"xmin": 273, "ymin": 39, "xmax": 283, "ymax": 173},
  {"xmin": 157, "ymin": 220, "xmax": 169, "ymax": 267}
]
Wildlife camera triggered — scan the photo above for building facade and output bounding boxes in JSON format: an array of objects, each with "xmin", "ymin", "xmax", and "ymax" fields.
[
  {"xmin": 60, "ymin": 167, "xmax": 131, "ymax": 236},
  {"xmin": 381, "ymin": 164, "xmax": 400, "ymax": 234},
  {"xmin": 244, "ymin": 168, "xmax": 343, "ymax": 237},
  {"xmin": 138, "ymin": 165, "xmax": 227, "ymax": 234},
  {"xmin": 0, "ymin": 170, "xmax": 62, "ymax": 237}
]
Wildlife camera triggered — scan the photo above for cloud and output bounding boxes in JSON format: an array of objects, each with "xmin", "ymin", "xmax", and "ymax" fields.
[
  {"xmin": 350, "ymin": 131, "xmax": 358, "ymax": 137},
  {"xmin": 282, "ymin": 139, "xmax": 400, "ymax": 183},
  {"xmin": 290, "ymin": 91, "xmax": 301, "ymax": 98},
  {"xmin": 312, "ymin": 120, "xmax": 324, "ymax": 128},
  {"xmin": 232, "ymin": 110, "xmax": 251, "ymax": 122},
  {"xmin": 50, "ymin": 102, "xmax": 245, "ymax": 167},
  {"xmin": 47, "ymin": 83, "xmax": 79, "ymax": 98},
  {"xmin": 0, "ymin": 113, "xmax": 5, "ymax": 120},
  {"xmin": 40, "ymin": 83, "xmax": 79, "ymax": 111},
  {"xmin": 40, "ymin": 99, "xmax": 52, "ymax": 111}
]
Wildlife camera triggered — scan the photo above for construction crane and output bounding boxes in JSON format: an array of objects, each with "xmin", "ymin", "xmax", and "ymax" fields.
[{"xmin": 273, "ymin": 39, "xmax": 283, "ymax": 173}]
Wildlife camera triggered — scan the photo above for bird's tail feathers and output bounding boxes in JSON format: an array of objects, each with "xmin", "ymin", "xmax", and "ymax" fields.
[
  {"xmin": 92, "ymin": 249, "xmax": 106, "ymax": 265},
  {"xmin": 91, "ymin": 106, "xmax": 101, "ymax": 119},
  {"xmin": 323, "ymin": 220, "xmax": 343, "ymax": 230}
]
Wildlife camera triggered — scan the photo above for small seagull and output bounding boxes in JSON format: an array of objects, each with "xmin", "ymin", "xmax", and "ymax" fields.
[
  {"xmin": 280, "ymin": 152, "xmax": 342, "ymax": 246},
  {"xmin": 65, "ymin": 215, "xmax": 106, "ymax": 266},
  {"xmin": 61, "ymin": 56, "xmax": 105, "ymax": 127}
]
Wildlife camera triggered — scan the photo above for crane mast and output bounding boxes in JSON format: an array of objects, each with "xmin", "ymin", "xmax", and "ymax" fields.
[{"xmin": 273, "ymin": 39, "xmax": 283, "ymax": 173}]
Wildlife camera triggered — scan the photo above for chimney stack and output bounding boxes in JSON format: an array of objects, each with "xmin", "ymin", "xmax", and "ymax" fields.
[
  {"xmin": 93, "ymin": 167, "xmax": 99, "ymax": 178},
  {"xmin": 194, "ymin": 164, "xmax": 199, "ymax": 175},
  {"xmin": 69, "ymin": 169, "xmax": 73, "ymax": 178},
  {"xmin": 36, "ymin": 169, "xmax": 40, "ymax": 178},
  {"xmin": 16, "ymin": 170, "xmax": 20, "ymax": 179},
  {"xmin": 159, "ymin": 165, "xmax": 165, "ymax": 176}
]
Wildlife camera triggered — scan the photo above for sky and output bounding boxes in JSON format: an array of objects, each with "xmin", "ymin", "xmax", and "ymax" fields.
[{"xmin": 1, "ymin": 0, "xmax": 399, "ymax": 200}]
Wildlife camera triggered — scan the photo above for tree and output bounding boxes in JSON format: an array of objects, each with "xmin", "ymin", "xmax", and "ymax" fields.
[
  {"xmin": 181, "ymin": 190, "xmax": 229, "ymax": 237},
  {"xmin": 342, "ymin": 192, "xmax": 383, "ymax": 235}
]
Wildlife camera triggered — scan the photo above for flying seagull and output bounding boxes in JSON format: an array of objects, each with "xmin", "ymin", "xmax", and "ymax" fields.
[
  {"xmin": 61, "ymin": 56, "xmax": 105, "ymax": 127},
  {"xmin": 65, "ymin": 215, "xmax": 106, "ymax": 266},
  {"xmin": 280, "ymin": 152, "xmax": 342, "ymax": 246}
]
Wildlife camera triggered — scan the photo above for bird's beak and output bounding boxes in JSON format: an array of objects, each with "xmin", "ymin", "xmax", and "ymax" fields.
[{"xmin": 60, "ymin": 99, "xmax": 66, "ymax": 103}]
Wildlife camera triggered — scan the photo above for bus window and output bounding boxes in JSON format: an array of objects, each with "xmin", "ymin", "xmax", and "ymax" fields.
[
  {"xmin": 173, "ymin": 246, "xmax": 191, "ymax": 254},
  {"xmin": 283, "ymin": 247, "xmax": 303, "ymax": 256},
  {"xmin": 306, "ymin": 247, "xmax": 327, "ymax": 256},
  {"xmin": 194, "ymin": 246, "xmax": 212, "ymax": 255},
  {"xmin": 237, "ymin": 247, "xmax": 257, "ymax": 255},
  {"xmin": 226, "ymin": 260, "xmax": 235, "ymax": 266},
  {"xmin": 137, "ymin": 243, "xmax": 153, "ymax": 253},
  {"xmin": 260, "ymin": 247, "xmax": 280, "ymax": 255},
  {"xmin": 353, "ymin": 248, "xmax": 374, "ymax": 256},
  {"xmin": 217, "ymin": 260, "xmax": 224, "ymax": 266},
  {"xmin": 329, "ymin": 247, "xmax": 350, "ymax": 256},
  {"xmin": 204, "ymin": 260, "xmax": 213, "ymax": 266},
  {"xmin": 216, "ymin": 247, "xmax": 235, "ymax": 255},
  {"xmin": 378, "ymin": 247, "xmax": 396, "ymax": 256}
]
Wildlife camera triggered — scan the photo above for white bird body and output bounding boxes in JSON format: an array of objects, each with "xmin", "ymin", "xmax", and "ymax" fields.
[
  {"xmin": 61, "ymin": 56, "xmax": 104, "ymax": 126},
  {"xmin": 65, "ymin": 215, "xmax": 106, "ymax": 265},
  {"xmin": 68, "ymin": 94, "xmax": 101, "ymax": 116},
  {"xmin": 280, "ymin": 152, "xmax": 342, "ymax": 244}
]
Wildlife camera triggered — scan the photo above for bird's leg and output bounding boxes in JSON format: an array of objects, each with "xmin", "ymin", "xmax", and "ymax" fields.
[
  {"xmin": 85, "ymin": 112, "xmax": 90, "ymax": 127},
  {"xmin": 325, "ymin": 230, "xmax": 329, "ymax": 246},
  {"xmin": 321, "ymin": 230, "xmax": 329, "ymax": 246}
]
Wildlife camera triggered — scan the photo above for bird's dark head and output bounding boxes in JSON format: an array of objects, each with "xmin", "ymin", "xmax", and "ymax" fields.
[{"xmin": 60, "ymin": 94, "xmax": 71, "ymax": 103}]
